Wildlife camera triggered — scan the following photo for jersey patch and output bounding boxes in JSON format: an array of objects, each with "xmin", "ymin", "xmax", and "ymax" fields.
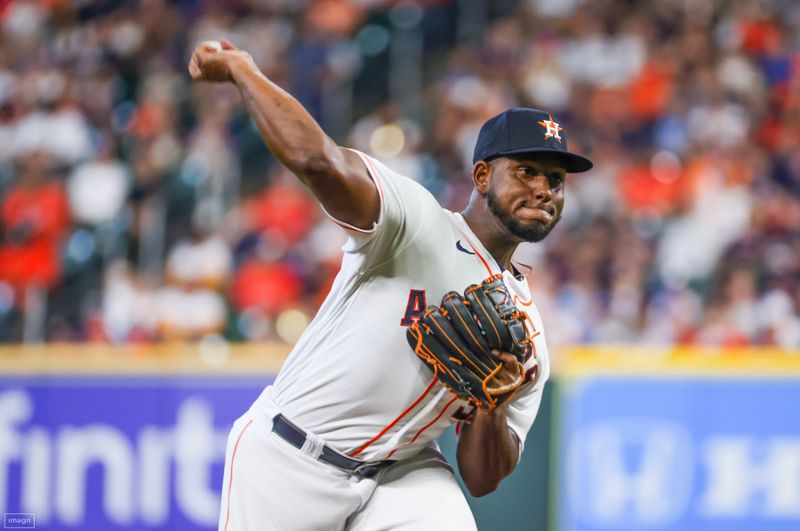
[{"xmin": 400, "ymin": 289, "xmax": 427, "ymax": 326}]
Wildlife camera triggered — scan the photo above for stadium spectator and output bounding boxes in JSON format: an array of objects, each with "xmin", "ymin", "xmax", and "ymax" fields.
[
  {"xmin": 0, "ymin": 0, "xmax": 796, "ymax": 349},
  {"xmin": 0, "ymin": 151, "xmax": 69, "ymax": 295}
]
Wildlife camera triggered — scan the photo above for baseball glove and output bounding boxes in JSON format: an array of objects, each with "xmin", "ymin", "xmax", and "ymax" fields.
[{"xmin": 406, "ymin": 274, "xmax": 535, "ymax": 410}]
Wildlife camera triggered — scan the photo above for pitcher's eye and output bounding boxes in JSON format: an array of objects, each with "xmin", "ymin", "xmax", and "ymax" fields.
[{"xmin": 548, "ymin": 173, "xmax": 565, "ymax": 188}]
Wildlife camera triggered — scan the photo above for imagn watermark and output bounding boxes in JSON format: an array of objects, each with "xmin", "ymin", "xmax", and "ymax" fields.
[{"xmin": 3, "ymin": 513, "xmax": 35, "ymax": 529}]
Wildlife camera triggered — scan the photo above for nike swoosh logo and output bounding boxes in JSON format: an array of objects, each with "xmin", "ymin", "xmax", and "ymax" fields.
[{"xmin": 456, "ymin": 240, "xmax": 475, "ymax": 255}]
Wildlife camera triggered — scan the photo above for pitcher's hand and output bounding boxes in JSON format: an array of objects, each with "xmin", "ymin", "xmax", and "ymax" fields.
[{"xmin": 188, "ymin": 39, "xmax": 255, "ymax": 83}]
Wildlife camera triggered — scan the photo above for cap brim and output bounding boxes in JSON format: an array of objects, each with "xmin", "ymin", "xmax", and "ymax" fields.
[{"xmin": 495, "ymin": 147, "xmax": 594, "ymax": 173}]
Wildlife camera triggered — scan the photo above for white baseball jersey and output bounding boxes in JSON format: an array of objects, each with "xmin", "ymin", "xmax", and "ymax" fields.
[{"xmin": 254, "ymin": 150, "xmax": 550, "ymax": 462}]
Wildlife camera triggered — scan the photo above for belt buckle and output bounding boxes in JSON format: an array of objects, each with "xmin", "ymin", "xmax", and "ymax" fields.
[{"xmin": 352, "ymin": 461, "xmax": 381, "ymax": 478}]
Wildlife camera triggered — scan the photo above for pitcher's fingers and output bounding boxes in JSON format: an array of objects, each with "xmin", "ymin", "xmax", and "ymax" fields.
[
  {"xmin": 500, "ymin": 352, "xmax": 517, "ymax": 365},
  {"xmin": 491, "ymin": 350, "xmax": 516, "ymax": 365},
  {"xmin": 188, "ymin": 55, "xmax": 202, "ymax": 79}
]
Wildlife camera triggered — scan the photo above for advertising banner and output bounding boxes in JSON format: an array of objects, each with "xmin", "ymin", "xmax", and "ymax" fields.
[
  {"xmin": 0, "ymin": 375, "xmax": 270, "ymax": 531},
  {"xmin": 556, "ymin": 377, "xmax": 800, "ymax": 531}
]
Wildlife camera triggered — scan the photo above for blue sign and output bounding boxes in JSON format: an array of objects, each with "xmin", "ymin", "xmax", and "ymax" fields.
[
  {"xmin": 556, "ymin": 378, "xmax": 800, "ymax": 531},
  {"xmin": 0, "ymin": 375, "xmax": 270, "ymax": 531}
]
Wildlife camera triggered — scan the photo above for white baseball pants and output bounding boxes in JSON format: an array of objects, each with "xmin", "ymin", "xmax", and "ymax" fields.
[{"xmin": 218, "ymin": 411, "xmax": 477, "ymax": 530}]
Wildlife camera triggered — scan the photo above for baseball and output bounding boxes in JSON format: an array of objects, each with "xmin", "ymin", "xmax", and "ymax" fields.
[{"xmin": 202, "ymin": 40, "xmax": 222, "ymax": 52}]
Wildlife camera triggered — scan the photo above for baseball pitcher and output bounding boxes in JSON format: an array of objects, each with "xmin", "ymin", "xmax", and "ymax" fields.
[{"xmin": 189, "ymin": 39, "xmax": 593, "ymax": 530}]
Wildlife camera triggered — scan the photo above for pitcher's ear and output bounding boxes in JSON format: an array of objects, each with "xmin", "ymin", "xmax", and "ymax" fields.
[{"xmin": 472, "ymin": 160, "xmax": 492, "ymax": 194}]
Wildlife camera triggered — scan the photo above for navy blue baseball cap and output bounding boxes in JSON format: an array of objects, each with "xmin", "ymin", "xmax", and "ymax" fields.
[{"xmin": 472, "ymin": 107, "xmax": 593, "ymax": 173}]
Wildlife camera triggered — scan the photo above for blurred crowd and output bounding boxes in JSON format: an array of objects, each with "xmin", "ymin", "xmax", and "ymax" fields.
[{"xmin": 0, "ymin": 0, "xmax": 798, "ymax": 349}]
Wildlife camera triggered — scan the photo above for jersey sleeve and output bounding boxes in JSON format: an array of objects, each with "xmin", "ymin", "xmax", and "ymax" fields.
[
  {"xmin": 504, "ymin": 305, "xmax": 552, "ymax": 457},
  {"xmin": 321, "ymin": 149, "xmax": 436, "ymax": 261}
]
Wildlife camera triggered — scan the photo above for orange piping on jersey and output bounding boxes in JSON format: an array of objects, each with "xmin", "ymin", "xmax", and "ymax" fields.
[
  {"xmin": 457, "ymin": 225, "xmax": 537, "ymax": 308},
  {"xmin": 386, "ymin": 396, "xmax": 459, "ymax": 459},
  {"xmin": 224, "ymin": 419, "xmax": 254, "ymax": 531},
  {"xmin": 349, "ymin": 376, "xmax": 438, "ymax": 457},
  {"xmin": 460, "ymin": 236, "xmax": 493, "ymax": 276},
  {"xmin": 514, "ymin": 294, "xmax": 532, "ymax": 307},
  {"xmin": 329, "ymin": 218, "xmax": 376, "ymax": 234},
  {"xmin": 362, "ymin": 154, "xmax": 386, "ymax": 203},
  {"xmin": 329, "ymin": 154, "xmax": 386, "ymax": 234}
]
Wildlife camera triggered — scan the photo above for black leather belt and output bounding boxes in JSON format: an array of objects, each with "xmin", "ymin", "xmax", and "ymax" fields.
[{"xmin": 272, "ymin": 414, "xmax": 394, "ymax": 479}]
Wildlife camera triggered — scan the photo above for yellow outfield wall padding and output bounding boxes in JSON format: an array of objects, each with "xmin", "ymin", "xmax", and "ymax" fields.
[
  {"xmin": 0, "ymin": 344, "xmax": 798, "ymax": 377},
  {"xmin": 0, "ymin": 343, "xmax": 292, "ymax": 374},
  {"xmin": 556, "ymin": 345, "xmax": 800, "ymax": 378}
]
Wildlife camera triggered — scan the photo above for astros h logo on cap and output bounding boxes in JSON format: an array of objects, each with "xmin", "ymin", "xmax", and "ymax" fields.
[
  {"xmin": 472, "ymin": 107, "xmax": 593, "ymax": 173},
  {"xmin": 537, "ymin": 115, "xmax": 562, "ymax": 143}
]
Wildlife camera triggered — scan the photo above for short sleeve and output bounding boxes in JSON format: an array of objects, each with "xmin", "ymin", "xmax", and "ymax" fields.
[
  {"xmin": 321, "ymin": 149, "xmax": 437, "ymax": 260},
  {"xmin": 504, "ymin": 305, "xmax": 552, "ymax": 457},
  {"xmin": 504, "ymin": 371, "xmax": 548, "ymax": 457}
]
